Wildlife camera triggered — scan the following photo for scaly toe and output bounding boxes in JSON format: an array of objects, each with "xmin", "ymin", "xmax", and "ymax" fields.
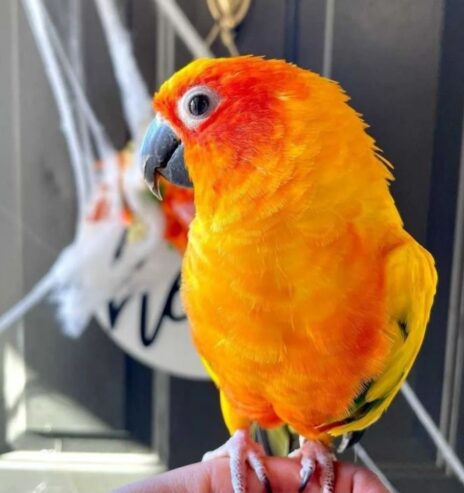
[
  {"xmin": 203, "ymin": 429, "xmax": 272, "ymax": 493},
  {"xmin": 298, "ymin": 456, "xmax": 316, "ymax": 492},
  {"xmin": 247, "ymin": 449, "xmax": 272, "ymax": 493},
  {"xmin": 290, "ymin": 439, "xmax": 335, "ymax": 493}
]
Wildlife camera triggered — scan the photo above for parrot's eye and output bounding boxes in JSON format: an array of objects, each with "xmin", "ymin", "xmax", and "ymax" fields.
[
  {"xmin": 178, "ymin": 85, "xmax": 220, "ymax": 129},
  {"xmin": 188, "ymin": 94, "xmax": 210, "ymax": 117}
]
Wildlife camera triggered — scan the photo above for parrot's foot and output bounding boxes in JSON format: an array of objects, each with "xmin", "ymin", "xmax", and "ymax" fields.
[
  {"xmin": 202, "ymin": 428, "xmax": 272, "ymax": 493},
  {"xmin": 289, "ymin": 438, "xmax": 335, "ymax": 493}
]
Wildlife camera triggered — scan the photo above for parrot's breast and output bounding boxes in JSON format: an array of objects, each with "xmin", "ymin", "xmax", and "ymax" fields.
[{"xmin": 182, "ymin": 217, "xmax": 396, "ymax": 437}]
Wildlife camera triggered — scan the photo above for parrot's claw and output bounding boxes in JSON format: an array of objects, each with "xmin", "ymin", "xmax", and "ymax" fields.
[
  {"xmin": 289, "ymin": 439, "xmax": 335, "ymax": 493},
  {"xmin": 202, "ymin": 428, "xmax": 272, "ymax": 493}
]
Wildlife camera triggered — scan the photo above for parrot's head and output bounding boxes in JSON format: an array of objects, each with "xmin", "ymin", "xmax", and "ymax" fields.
[{"xmin": 141, "ymin": 56, "xmax": 387, "ymax": 221}]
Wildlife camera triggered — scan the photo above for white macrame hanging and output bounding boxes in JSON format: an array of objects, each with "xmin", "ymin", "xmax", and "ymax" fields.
[{"xmin": 17, "ymin": 0, "xmax": 160, "ymax": 339}]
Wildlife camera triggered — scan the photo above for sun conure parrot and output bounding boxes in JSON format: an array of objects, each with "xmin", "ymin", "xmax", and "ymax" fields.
[{"xmin": 140, "ymin": 56, "xmax": 437, "ymax": 493}]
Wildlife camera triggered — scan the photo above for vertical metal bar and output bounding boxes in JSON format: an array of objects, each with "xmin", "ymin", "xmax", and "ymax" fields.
[
  {"xmin": 68, "ymin": 0, "xmax": 94, "ymax": 196},
  {"xmin": 11, "ymin": 0, "xmax": 22, "ymax": 267},
  {"xmin": 322, "ymin": 0, "xmax": 335, "ymax": 78},
  {"xmin": 0, "ymin": 0, "xmax": 16, "ymax": 452},
  {"xmin": 438, "ymin": 109, "xmax": 464, "ymax": 467},
  {"xmin": 153, "ymin": 1, "xmax": 175, "ymax": 462},
  {"xmin": 153, "ymin": 370, "xmax": 170, "ymax": 465},
  {"xmin": 156, "ymin": 5, "xmax": 165, "ymax": 87},
  {"xmin": 425, "ymin": 0, "xmax": 464, "ymax": 467},
  {"xmin": 443, "ymin": 110, "xmax": 464, "ymax": 471},
  {"xmin": 284, "ymin": 0, "xmax": 300, "ymax": 64},
  {"xmin": 3, "ymin": 0, "xmax": 28, "ymax": 447},
  {"xmin": 165, "ymin": 11, "xmax": 175, "ymax": 79},
  {"xmin": 68, "ymin": 0, "xmax": 83, "ymax": 82},
  {"xmin": 156, "ymin": 2, "xmax": 175, "ymax": 86}
]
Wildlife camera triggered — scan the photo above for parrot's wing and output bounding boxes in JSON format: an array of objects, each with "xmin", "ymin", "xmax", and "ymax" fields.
[
  {"xmin": 203, "ymin": 356, "xmax": 257, "ymax": 433},
  {"xmin": 321, "ymin": 236, "xmax": 437, "ymax": 437}
]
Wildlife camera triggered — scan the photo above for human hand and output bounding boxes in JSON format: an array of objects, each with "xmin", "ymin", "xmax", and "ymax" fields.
[{"xmin": 113, "ymin": 457, "xmax": 390, "ymax": 493}]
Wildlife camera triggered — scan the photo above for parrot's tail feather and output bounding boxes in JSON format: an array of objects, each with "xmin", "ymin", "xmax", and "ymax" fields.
[
  {"xmin": 253, "ymin": 424, "xmax": 366, "ymax": 456},
  {"xmin": 252, "ymin": 424, "xmax": 299, "ymax": 456},
  {"xmin": 254, "ymin": 426, "xmax": 273, "ymax": 456}
]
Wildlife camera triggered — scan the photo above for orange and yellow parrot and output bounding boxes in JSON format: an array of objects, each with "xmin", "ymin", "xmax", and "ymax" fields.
[{"xmin": 141, "ymin": 57, "xmax": 437, "ymax": 493}]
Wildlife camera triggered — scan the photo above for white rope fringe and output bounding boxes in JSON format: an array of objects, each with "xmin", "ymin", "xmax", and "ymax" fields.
[
  {"xmin": 153, "ymin": 0, "xmax": 214, "ymax": 59},
  {"xmin": 0, "ymin": 271, "xmax": 55, "ymax": 334},
  {"xmin": 94, "ymin": 0, "xmax": 152, "ymax": 139},
  {"xmin": 22, "ymin": 0, "xmax": 89, "ymax": 221},
  {"xmin": 42, "ymin": 6, "xmax": 122, "ymax": 220},
  {"xmin": 354, "ymin": 444, "xmax": 399, "ymax": 493},
  {"xmin": 41, "ymin": 6, "xmax": 113, "ymax": 161},
  {"xmin": 68, "ymin": 0, "xmax": 95, "ymax": 198},
  {"xmin": 401, "ymin": 382, "xmax": 464, "ymax": 484}
]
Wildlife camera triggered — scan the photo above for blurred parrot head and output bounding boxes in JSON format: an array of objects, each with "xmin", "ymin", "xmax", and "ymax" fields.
[{"xmin": 141, "ymin": 56, "xmax": 391, "ymax": 222}]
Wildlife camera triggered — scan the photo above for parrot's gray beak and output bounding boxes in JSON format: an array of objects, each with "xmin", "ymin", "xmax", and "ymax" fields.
[{"xmin": 140, "ymin": 117, "xmax": 192, "ymax": 200}]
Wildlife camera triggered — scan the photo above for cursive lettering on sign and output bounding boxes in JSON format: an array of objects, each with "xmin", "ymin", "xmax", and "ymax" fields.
[{"xmin": 106, "ymin": 273, "xmax": 186, "ymax": 347}]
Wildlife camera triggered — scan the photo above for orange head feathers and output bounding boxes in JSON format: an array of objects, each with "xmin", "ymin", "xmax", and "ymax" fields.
[{"xmin": 145, "ymin": 56, "xmax": 394, "ymax": 229}]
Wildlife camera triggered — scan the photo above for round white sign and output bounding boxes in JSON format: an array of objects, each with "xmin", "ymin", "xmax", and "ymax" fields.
[{"xmin": 96, "ymin": 238, "xmax": 207, "ymax": 380}]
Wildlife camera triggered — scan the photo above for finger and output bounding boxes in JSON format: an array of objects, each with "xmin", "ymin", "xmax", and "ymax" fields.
[
  {"xmin": 332, "ymin": 462, "xmax": 390, "ymax": 493},
  {"xmin": 112, "ymin": 458, "xmax": 390, "ymax": 493},
  {"xmin": 351, "ymin": 465, "xmax": 391, "ymax": 493},
  {"xmin": 112, "ymin": 461, "xmax": 211, "ymax": 493}
]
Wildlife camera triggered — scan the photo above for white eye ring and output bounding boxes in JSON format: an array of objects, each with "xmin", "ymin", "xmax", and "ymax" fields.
[{"xmin": 177, "ymin": 85, "xmax": 220, "ymax": 129}]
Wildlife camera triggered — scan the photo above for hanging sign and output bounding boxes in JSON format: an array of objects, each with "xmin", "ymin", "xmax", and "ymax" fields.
[
  {"xmin": 94, "ymin": 161, "xmax": 206, "ymax": 379},
  {"xmin": 96, "ymin": 239, "xmax": 206, "ymax": 379}
]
